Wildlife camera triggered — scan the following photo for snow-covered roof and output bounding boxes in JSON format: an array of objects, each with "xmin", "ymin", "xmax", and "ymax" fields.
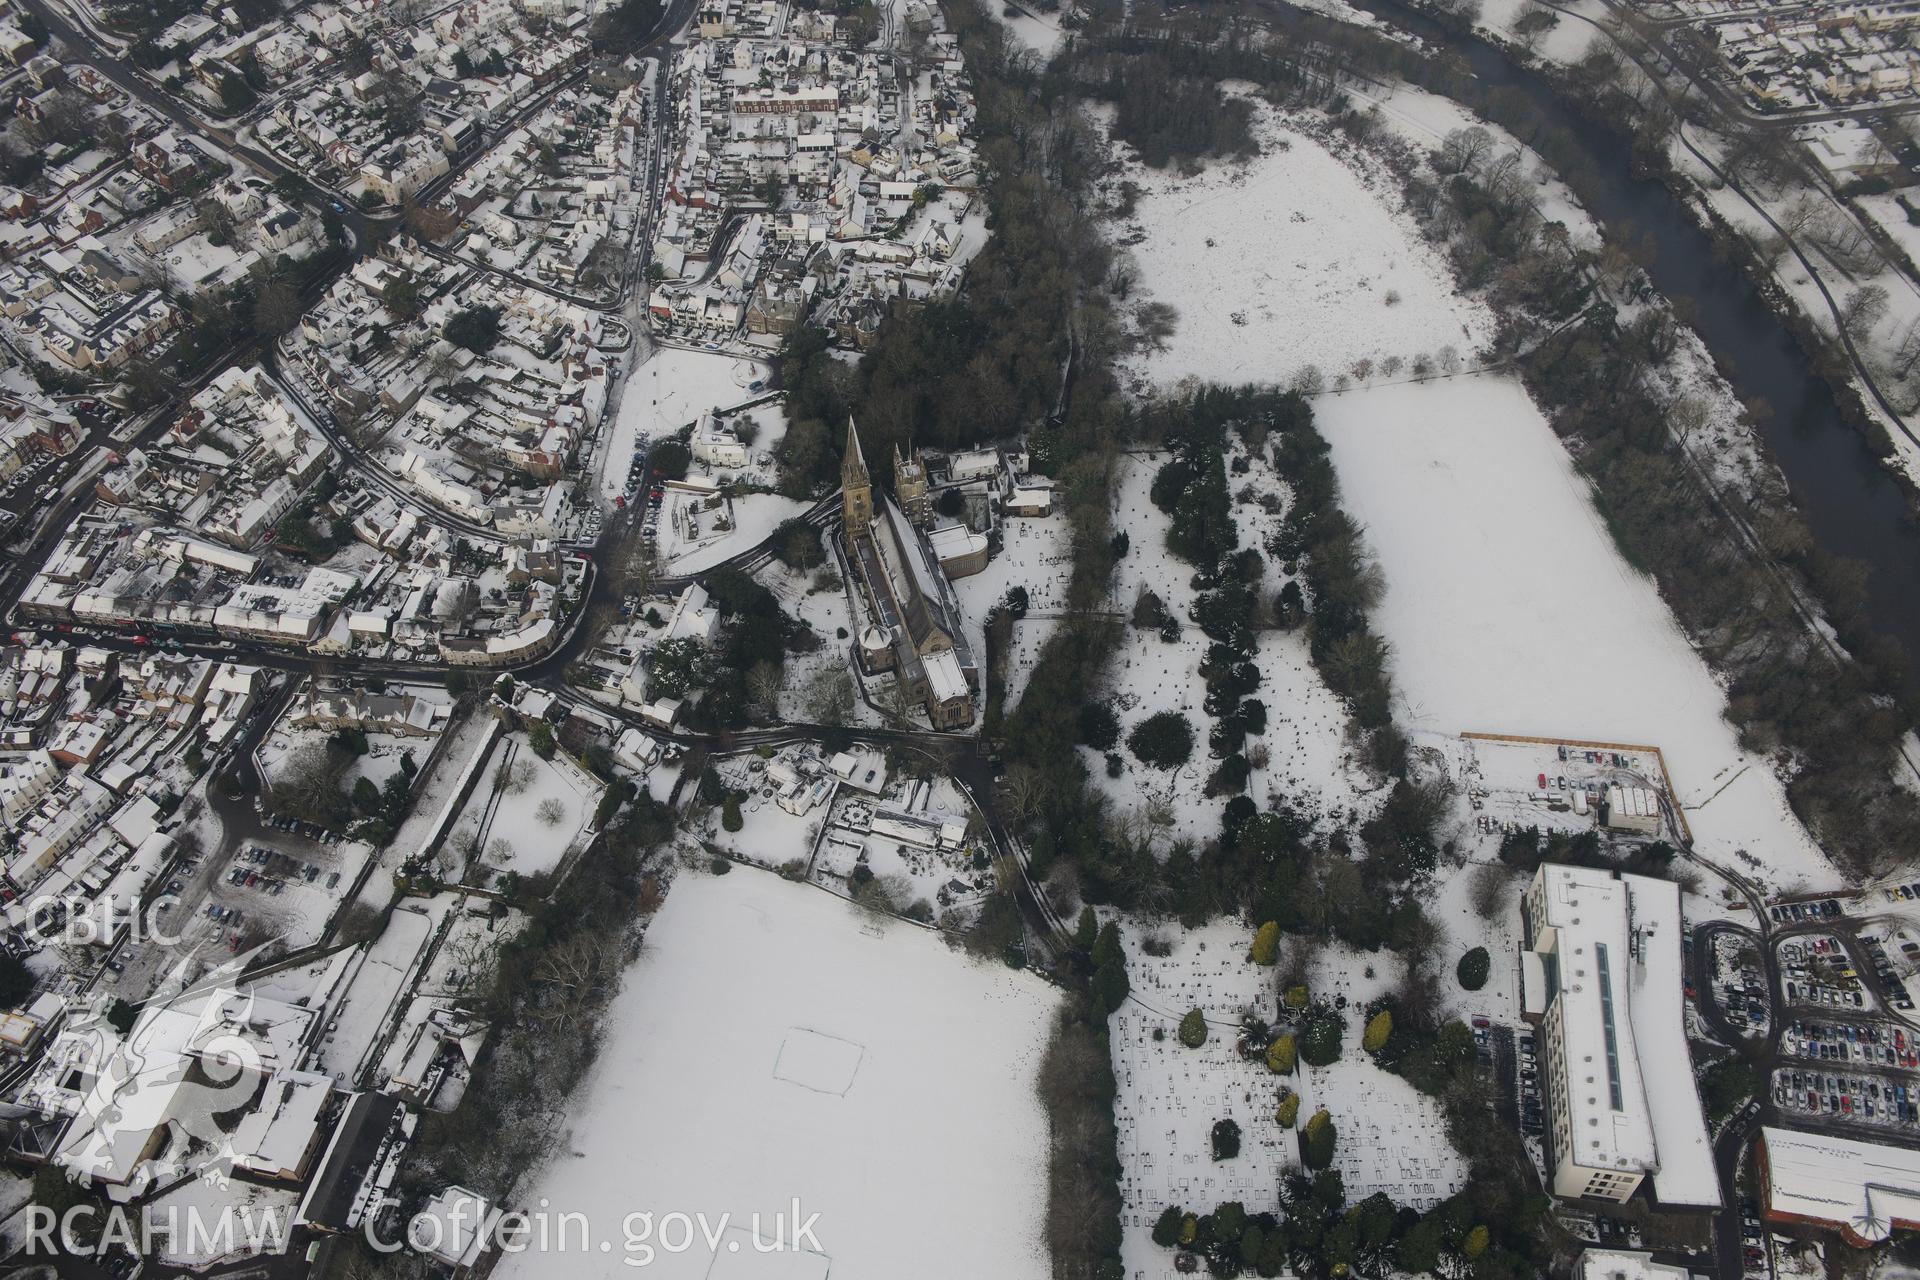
[
  {"xmin": 924, "ymin": 647, "xmax": 967, "ymax": 703},
  {"xmin": 1528, "ymin": 864, "xmax": 1718, "ymax": 1206},
  {"xmin": 230, "ymin": 1068, "xmax": 332, "ymax": 1178},
  {"xmin": 1762, "ymin": 1127, "xmax": 1920, "ymax": 1241},
  {"xmin": 1577, "ymin": 1249, "xmax": 1693, "ymax": 1280}
]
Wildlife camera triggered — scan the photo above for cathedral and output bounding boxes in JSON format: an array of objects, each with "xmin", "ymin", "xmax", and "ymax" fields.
[{"xmin": 841, "ymin": 421, "xmax": 982, "ymax": 730}]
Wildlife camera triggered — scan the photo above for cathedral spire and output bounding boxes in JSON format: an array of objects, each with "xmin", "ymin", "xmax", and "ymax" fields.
[
  {"xmin": 842, "ymin": 417, "xmax": 873, "ymax": 539},
  {"xmin": 843, "ymin": 416, "xmax": 870, "ymax": 489}
]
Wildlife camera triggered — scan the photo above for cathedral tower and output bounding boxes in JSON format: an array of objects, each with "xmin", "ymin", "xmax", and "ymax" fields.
[
  {"xmin": 842, "ymin": 418, "xmax": 873, "ymax": 539},
  {"xmin": 894, "ymin": 442, "xmax": 931, "ymax": 527}
]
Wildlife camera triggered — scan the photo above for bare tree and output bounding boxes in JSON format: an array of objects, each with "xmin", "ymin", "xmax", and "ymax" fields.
[
  {"xmin": 1468, "ymin": 861, "xmax": 1515, "ymax": 918},
  {"xmin": 1841, "ymin": 283, "xmax": 1890, "ymax": 343},
  {"xmin": 747, "ymin": 660, "xmax": 784, "ymax": 718},
  {"xmin": 1133, "ymin": 300, "xmax": 1179, "ymax": 352},
  {"xmin": 1435, "ymin": 126, "xmax": 1494, "ymax": 176},
  {"xmin": 271, "ymin": 744, "xmax": 348, "ymax": 827},
  {"xmin": 805, "ymin": 666, "xmax": 855, "ymax": 725},
  {"xmin": 536, "ymin": 797, "xmax": 566, "ymax": 826},
  {"xmin": 1893, "ymin": 315, "xmax": 1920, "ymax": 382}
]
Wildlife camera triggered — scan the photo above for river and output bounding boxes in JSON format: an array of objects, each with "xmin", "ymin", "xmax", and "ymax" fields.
[{"xmin": 1348, "ymin": 0, "xmax": 1920, "ymax": 695}]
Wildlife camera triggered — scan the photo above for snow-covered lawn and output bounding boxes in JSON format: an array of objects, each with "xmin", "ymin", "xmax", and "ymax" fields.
[
  {"xmin": 955, "ymin": 510, "xmax": 1071, "ymax": 709},
  {"xmin": 600, "ymin": 346, "xmax": 768, "ymax": 499},
  {"xmin": 454, "ymin": 735, "xmax": 602, "ymax": 882},
  {"xmin": 1315, "ymin": 374, "xmax": 1840, "ymax": 892},
  {"xmin": 656, "ymin": 489, "xmax": 807, "ymax": 575},
  {"xmin": 1110, "ymin": 95, "xmax": 1493, "ymax": 392},
  {"xmin": 497, "ymin": 867, "xmax": 1059, "ymax": 1280}
]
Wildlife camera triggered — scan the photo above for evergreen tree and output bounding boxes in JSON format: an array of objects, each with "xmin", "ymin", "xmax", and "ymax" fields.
[
  {"xmin": 1266, "ymin": 1035, "xmax": 1297, "ymax": 1074},
  {"xmin": 1179, "ymin": 1007, "xmax": 1209, "ymax": 1048},
  {"xmin": 1363, "ymin": 1009, "xmax": 1394, "ymax": 1053},
  {"xmin": 1397, "ymin": 1218, "xmax": 1444, "ymax": 1274},
  {"xmin": 1304, "ymin": 1108, "xmax": 1337, "ymax": 1169},
  {"xmin": 1249, "ymin": 920, "xmax": 1280, "ymax": 965},
  {"xmin": 1457, "ymin": 946, "xmax": 1491, "ymax": 990},
  {"xmin": 1074, "ymin": 905, "xmax": 1098, "ymax": 951}
]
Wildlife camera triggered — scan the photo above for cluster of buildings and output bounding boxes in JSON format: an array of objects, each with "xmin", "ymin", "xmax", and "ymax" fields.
[
  {"xmin": 93, "ymin": 363, "xmax": 331, "ymax": 547},
  {"xmin": 435, "ymin": 74, "xmax": 652, "ymax": 303},
  {"xmin": 0, "ymin": 373, "xmax": 84, "ymax": 479},
  {"xmin": 0, "ymin": 639, "xmax": 262, "ymax": 938},
  {"xmin": 0, "ymin": 58, "xmax": 302, "ymax": 376},
  {"xmin": 0, "ymin": 240, "xmax": 178, "ymax": 375},
  {"xmin": 0, "ymin": 58, "xmax": 176, "ymax": 247},
  {"xmin": 0, "ymin": 54, "xmax": 320, "ymax": 387},
  {"xmin": 1707, "ymin": 9, "xmax": 1920, "ymax": 113},
  {"xmin": 281, "ymin": 242, "xmax": 618, "ymax": 534},
  {"xmin": 247, "ymin": 0, "xmax": 597, "ymax": 206},
  {"xmin": 19, "ymin": 501, "xmax": 585, "ymax": 666},
  {"xmin": 1519, "ymin": 860, "xmax": 1920, "ymax": 1265},
  {"xmin": 128, "ymin": 175, "xmax": 318, "ymax": 300},
  {"xmin": 647, "ymin": 0, "xmax": 984, "ymax": 351}
]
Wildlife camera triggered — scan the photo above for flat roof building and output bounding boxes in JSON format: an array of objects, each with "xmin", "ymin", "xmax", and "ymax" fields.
[
  {"xmin": 1521, "ymin": 863, "xmax": 1719, "ymax": 1208},
  {"xmin": 1758, "ymin": 1126, "xmax": 1920, "ymax": 1245}
]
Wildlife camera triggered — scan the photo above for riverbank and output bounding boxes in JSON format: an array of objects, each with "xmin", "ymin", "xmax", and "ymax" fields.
[
  {"xmin": 1364, "ymin": 0, "xmax": 1920, "ymax": 498},
  {"xmin": 1327, "ymin": 0, "xmax": 1920, "ymax": 707}
]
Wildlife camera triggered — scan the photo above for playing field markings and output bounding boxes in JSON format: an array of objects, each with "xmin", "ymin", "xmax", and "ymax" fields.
[
  {"xmin": 702, "ymin": 1221, "xmax": 832, "ymax": 1279},
  {"xmin": 771, "ymin": 1027, "xmax": 865, "ymax": 1097}
]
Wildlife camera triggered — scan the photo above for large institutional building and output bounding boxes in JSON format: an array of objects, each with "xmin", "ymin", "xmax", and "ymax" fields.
[
  {"xmin": 840, "ymin": 421, "xmax": 986, "ymax": 730},
  {"xmin": 1757, "ymin": 1126, "xmax": 1920, "ymax": 1245},
  {"xmin": 1520, "ymin": 863, "xmax": 1720, "ymax": 1209}
]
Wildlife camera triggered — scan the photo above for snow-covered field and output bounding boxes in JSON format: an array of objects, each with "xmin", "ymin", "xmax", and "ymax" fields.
[
  {"xmin": 1110, "ymin": 95, "xmax": 1493, "ymax": 393},
  {"xmin": 1315, "ymin": 374, "xmax": 1839, "ymax": 892},
  {"xmin": 498, "ymin": 867, "xmax": 1059, "ymax": 1279},
  {"xmin": 997, "ymin": 3, "xmax": 1069, "ymax": 58},
  {"xmin": 600, "ymin": 346, "xmax": 768, "ymax": 499},
  {"xmin": 1474, "ymin": 0, "xmax": 1609, "ymax": 66}
]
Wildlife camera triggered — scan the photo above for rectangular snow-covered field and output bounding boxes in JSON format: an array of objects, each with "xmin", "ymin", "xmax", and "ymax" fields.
[
  {"xmin": 497, "ymin": 868, "xmax": 1059, "ymax": 1279},
  {"xmin": 1111, "ymin": 95, "xmax": 1493, "ymax": 392},
  {"xmin": 1315, "ymin": 375, "xmax": 1837, "ymax": 891}
]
